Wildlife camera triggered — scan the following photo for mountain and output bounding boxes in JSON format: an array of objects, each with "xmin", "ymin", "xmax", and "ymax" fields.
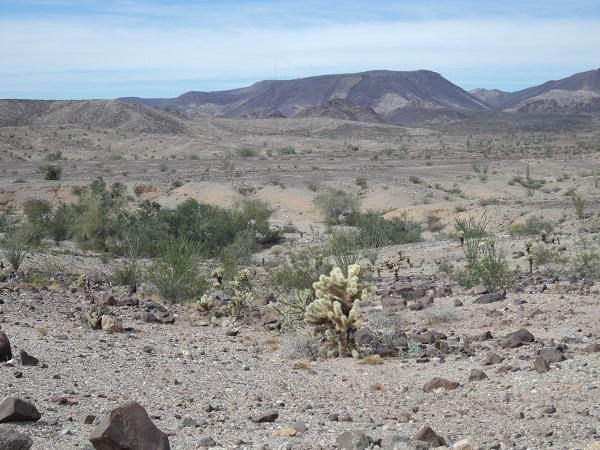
[
  {"xmin": 469, "ymin": 88, "xmax": 510, "ymax": 109},
  {"xmin": 121, "ymin": 70, "xmax": 492, "ymax": 123},
  {"xmin": 472, "ymin": 68, "xmax": 600, "ymax": 113},
  {"xmin": 0, "ymin": 99, "xmax": 188, "ymax": 133}
]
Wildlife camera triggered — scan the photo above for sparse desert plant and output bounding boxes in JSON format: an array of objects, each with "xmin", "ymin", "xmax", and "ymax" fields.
[
  {"xmin": 113, "ymin": 233, "xmax": 141, "ymax": 286},
  {"xmin": 304, "ymin": 264, "xmax": 372, "ymax": 357},
  {"xmin": 355, "ymin": 176, "xmax": 368, "ymax": 189},
  {"xmin": 570, "ymin": 246, "xmax": 600, "ymax": 280},
  {"xmin": 314, "ymin": 188, "xmax": 360, "ymax": 225},
  {"xmin": 282, "ymin": 331, "xmax": 322, "ymax": 360},
  {"xmin": 507, "ymin": 216, "xmax": 554, "ymax": 236},
  {"xmin": 237, "ymin": 147, "xmax": 259, "ymax": 158},
  {"xmin": 48, "ymin": 202, "xmax": 73, "ymax": 244},
  {"xmin": 425, "ymin": 213, "xmax": 444, "ymax": 232},
  {"xmin": 326, "ymin": 229, "xmax": 362, "ymax": 271},
  {"xmin": 454, "ymin": 211, "xmax": 489, "ymax": 266},
  {"xmin": 268, "ymin": 246, "xmax": 331, "ymax": 293},
  {"xmin": 269, "ymin": 288, "xmax": 313, "ymax": 330},
  {"xmin": 572, "ymin": 193, "xmax": 586, "ymax": 219},
  {"xmin": 41, "ymin": 164, "xmax": 62, "ymax": 180},
  {"xmin": 146, "ymin": 237, "xmax": 206, "ymax": 303},
  {"xmin": 0, "ymin": 227, "xmax": 29, "ymax": 270}
]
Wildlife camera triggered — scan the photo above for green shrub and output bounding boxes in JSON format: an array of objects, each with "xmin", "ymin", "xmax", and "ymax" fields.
[
  {"xmin": 42, "ymin": 164, "xmax": 62, "ymax": 180},
  {"xmin": 48, "ymin": 202, "xmax": 74, "ymax": 244},
  {"xmin": 70, "ymin": 178, "xmax": 127, "ymax": 251},
  {"xmin": 507, "ymin": 216, "xmax": 554, "ymax": 236},
  {"xmin": 425, "ymin": 213, "xmax": 444, "ymax": 232},
  {"xmin": 326, "ymin": 228, "xmax": 362, "ymax": 272},
  {"xmin": 237, "ymin": 147, "xmax": 259, "ymax": 157},
  {"xmin": 354, "ymin": 212, "xmax": 422, "ymax": 246},
  {"xmin": 113, "ymin": 234, "xmax": 141, "ymax": 286},
  {"xmin": 268, "ymin": 246, "xmax": 332, "ymax": 294},
  {"xmin": 23, "ymin": 199, "xmax": 52, "ymax": 245},
  {"xmin": 1, "ymin": 227, "xmax": 29, "ymax": 270},
  {"xmin": 146, "ymin": 237, "xmax": 206, "ymax": 302},
  {"xmin": 355, "ymin": 177, "xmax": 368, "ymax": 189},
  {"xmin": 572, "ymin": 194, "xmax": 586, "ymax": 219},
  {"xmin": 314, "ymin": 188, "xmax": 360, "ymax": 225},
  {"xmin": 570, "ymin": 247, "xmax": 600, "ymax": 280}
]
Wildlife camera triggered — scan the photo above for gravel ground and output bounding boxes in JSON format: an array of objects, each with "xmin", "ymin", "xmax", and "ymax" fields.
[{"xmin": 1, "ymin": 283, "xmax": 600, "ymax": 450}]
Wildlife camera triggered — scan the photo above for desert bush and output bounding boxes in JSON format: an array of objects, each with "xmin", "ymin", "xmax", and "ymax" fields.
[
  {"xmin": 326, "ymin": 229, "xmax": 362, "ymax": 271},
  {"xmin": 146, "ymin": 237, "xmax": 206, "ymax": 302},
  {"xmin": 42, "ymin": 164, "xmax": 62, "ymax": 180},
  {"xmin": 282, "ymin": 331, "xmax": 321, "ymax": 359},
  {"xmin": 113, "ymin": 234, "xmax": 141, "ymax": 286},
  {"xmin": 572, "ymin": 193, "xmax": 586, "ymax": 219},
  {"xmin": 570, "ymin": 247, "xmax": 600, "ymax": 280},
  {"xmin": 355, "ymin": 177, "xmax": 368, "ymax": 189},
  {"xmin": 237, "ymin": 147, "xmax": 259, "ymax": 157},
  {"xmin": 425, "ymin": 213, "xmax": 444, "ymax": 232},
  {"xmin": 268, "ymin": 246, "xmax": 332, "ymax": 294},
  {"xmin": 507, "ymin": 216, "xmax": 554, "ymax": 236},
  {"xmin": 531, "ymin": 244, "xmax": 565, "ymax": 265},
  {"xmin": 354, "ymin": 212, "xmax": 422, "ymax": 246},
  {"xmin": 48, "ymin": 202, "xmax": 73, "ymax": 244},
  {"xmin": 22, "ymin": 199, "xmax": 52, "ymax": 245},
  {"xmin": 0, "ymin": 227, "xmax": 29, "ymax": 270},
  {"xmin": 314, "ymin": 188, "xmax": 360, "ymax": 225},
  {"xmin": 269, "ymin": 288, "xmax": 313, "ymax": 330},
  {"xmin": 70, "ymin": 178, "xmax": 127, "ymax": 251}
]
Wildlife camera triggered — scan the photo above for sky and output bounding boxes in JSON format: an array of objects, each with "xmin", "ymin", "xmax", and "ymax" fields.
[{"xmin": 1, "ymin": 0, "xmax": 599, "ymax": 99}]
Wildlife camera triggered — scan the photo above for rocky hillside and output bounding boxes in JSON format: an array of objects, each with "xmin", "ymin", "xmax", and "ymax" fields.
[
  {"xmin": 0, "ymin": 99, "xmax": 188, "ymax": 134},
  {"xmin": 122, "ymin": 70, "xmax": 491, "ymax": 122}
]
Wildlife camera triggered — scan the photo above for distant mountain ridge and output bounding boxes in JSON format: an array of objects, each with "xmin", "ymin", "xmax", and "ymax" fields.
[{"xmin": 121, "ymin": 70, "xmax": 491, "ymax": 124}]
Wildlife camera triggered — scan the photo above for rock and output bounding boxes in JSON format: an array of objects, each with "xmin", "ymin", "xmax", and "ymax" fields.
[
  {"xmin": 413, "ymin": 426, "xmax": 446, "ymax": 447},
  {"xmin": 583, "ymin": 343, "xmax": 600, "ymax": 353},
  {"xmin": 474, "ymin": 291, "xmax": 506, "ymax": 304},
  {"xmin": 411, "ymin": 331, "xmax": 446, "ymax": 344},
  {"xmin": 19, "ymin": 350, "xmax": 39, "ymax": 366},
  {"xmin": 537, "ymin": 345, "xmax": 566, "ymax": 363},
  {"xmin": 291, "ymin": 421, "xmax": 307, "ymax": 433},
  {"xmin": 83, "ymin": 414, "xmax": 96, "ymax": 425},
  {"xmin": 251, "ymin": 410, "xmax": 278, "ymax": 423},
  {"xmin": 89, "ymin": 401, "xmax": 170, "ymax": 450},
  {"xmin": 144, "ymin": 310, "xmax": 175, "ymax": 324},
  {"xmin": 0, "ymin": 331, "xmax": 11, "ymax": 362},
  {"xmin": 499, "ymin": 328, "xmax": 535, "ymax": 348},
  {"xmin": 381, "ymin": 296, "xmax": 407, "ymax": 314},
  {"xmin": 117, "ymin": 297, "xmax": 139, "ymax": 307},
  {"xmin": 534, "ymin": 357, "xmax": 550, "ymax": 373},
  {"xmin": 197, "ymin": 436, "xmax": 217, "ymax": 447},
  {"xmin": 336, "ymin": 431, "xmax": 370, "ymax": 450},
  {"xmin": 97, "ymin": 293, "xmax": 117, "ymax": 306},
  {"xmin": 354, "ymin": 327, "xmax": 378, "ymax": 349},
  {"xmin": 543, "ymin": 405, "xmax": 556, "ymax": 415},
  {"xmin": 0, "ymin": 430, "xmax": 33, "ymax": 450},
  {"xmin": 452, "ymin": 437, "xmax": 478, "ymax": 450},
  {"xmin": 225, "ymin": 328, "xmax": 239, "ymax": 337},
  {"xmin": 100, "ymin": 315, "xmax": 123, "ymax": 333},
  {"xmin": 454, "ymin": 299, "xmax": 463, "ymax": 307},
  {"xmin": 484, "ymin": 353, "xmax": 504, "ymax": 365},
  {"xmin": 272, "ymin": 427, "xmax": 297, "ymax": 437},
  {"xmin": 422, "ymin": 377, "xmax": 460, "ymax": 392},
  {"xmin": 468, "ymin": 369, "xmax": 488, "ymax": 382},
  {"xmin": 0, "ymin": 397, "xmax": 41, "ymax": 423},
  {"xmin": 472, "ymin": 284, "xmax": 488, "ymax": 295}
]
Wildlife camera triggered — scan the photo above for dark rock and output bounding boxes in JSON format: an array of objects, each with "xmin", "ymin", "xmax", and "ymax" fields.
[
  {"xmin": 117, "ymin": 297, "xmax": 138, "ymax": 307},
  {"xmin": 543, "ymin": 405, "xmax": 556, "ymax": 415},
  {"xmin": 153, "ymin": 311, "xmax": 175, "ymax": 324},
  {"xmin": 583, "ymin": 343, "xmax": 600, "ymax": 353},
  {"xmin": 411, "ymin": 331, "xmax": 446, "ymax": 344},
  {"xmin": 413, "ymin": 425, "xmax": 446, "ymax": 447},
  {"xmin": 484, "ymin": 353, "xmax": 504, "ymax": 365},
  {"xmin": 499, "ymin": 328, "xmax": 535, "ymax": 348},
  {"xmin": 0, "ymin": 430, "xmax": 33, "ymax": 450},
  {"xmin": 0, "ymin": 331, "xmax": 12, "ymax": 362},
  {"xmin": 97, "ymin": 293, "xmax": 117, "ymax": 306},
  {"xmin": 537, "ymin": 345, "xmax": 566, "ymax": 363},
  {"xmin": 474, "ymin": 291, "xmax": 506, "ymax": 304},
  {"xmin": 470, "ymin": 331, "xmax": 493, "ymax": 342},
  {"xmin": 513, "ymin": 298, "xmax": 527, "ymax": 305},
  {"xmin": 534, "ymin": 357, "xmax": 550, "ymax": 373},
  {"xmin": 0, "ymin": 397, "xmax": 41, "ymax": 423},
  {"xmin": 453, "ymin": 299, "xmax": 463, "ymax": 307},
  {"xmin": 89, "ymin": 401, "xmax": 170, "ymax": 450},
  {"xmin": 468, "ymin": 368, "xmax": 488, "ymax": 382},
  {"xmin": 336, "ymin": 431, "xmax": 370, "ymax": 450},
  {"xmin": 251, "ymin": 410, "xmax": 278, "ymax": 423},
  {"xmin": 19, "ymin": 350, "xmax": 39, "ymax": 366},
  {"xmin": 422, "ymin": 377, "xmax": 460, "ymax": 393},
  {"xmin": 83, "ymin": 414, "xmax": 96, "ymax": 425},
  {"xmin": 354, "ymin": 328, "xmax": 378, "ymax": 349}
]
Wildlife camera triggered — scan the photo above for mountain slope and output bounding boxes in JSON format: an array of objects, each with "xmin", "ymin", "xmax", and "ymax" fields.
[
  {"xmin": 0, "ymin": 99, "xmax": 188, "ymax": 134},
  {"xmin": 121, "ymin": 70, "xmax": 492, "ymax": 122},
  {"xmin": 472, "ymin": 69, "xmax": 600, "ymax": 113}
]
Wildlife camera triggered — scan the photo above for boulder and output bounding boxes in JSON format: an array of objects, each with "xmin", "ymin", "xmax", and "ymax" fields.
[
  {"xmin": 336, "ymin": 431, "xmax": 370, "ymax": 450},
  {"xmin": 0, "ymin": 430, "xmax": 33, "ymax": 450},
  {"xmin": 468, "ymin": 369, "xmax": 488, "ymax": 382},
  {"xmin": 423, "ymin": 377, "xmax": 460, "ymax": 393},
  {"xmin": 96, "ymin": 293, "xmax": 117, "ymax": 307},
  {"xmin": 583, "ymin": 343, "xmax": 600, "ymax": 353},
  {"xmin": 499, "ymin": 328, "xmax": 535, "ymax": 348},
  {"xmin": 534, "ymin": 356, "xmax": 550, "ymax": 373},
  {"xmin": 0, "ymin": 397, "xmax": 41, "ymax": 423},
  {"xmin": 251, "ymin": 410, "xmax": 278, "ymax": 423},
  {"xmin": 100, "ymin": 315, "xmax": 123, "ymax": 333},
  {"xmin": 537, "ymin": 345, "xmax": 566, "ymax": 363},
  {"xmin": 413, "ymin": 426, "xmax": 446, "ymax": 447},
  {"xmin": 484, "ymin": 352, "xmax": 504, "ymax": 365},
  {"xmin": 0, "ymin": 331, "xmax": 12, "ymax": 362},
  {"xmin": 19, "ymin": 350, "xmax": 39, "ymax": 366},
  {"xmin": 89, "ymin": 402, "xmax": 170, "ymax": 450},
  {"xmin": 473, "ymin": 291, "xmax": 506, "ymax": 304}
]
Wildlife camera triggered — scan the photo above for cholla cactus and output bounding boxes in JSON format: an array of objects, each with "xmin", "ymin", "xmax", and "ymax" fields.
[
  {"xmin": 524, "ymin": 240, "xmax": 533, "ymax": 255},
  {"xmin": 80, "ymin": 305, "xmax": 108, "ymax": 329},
  {"xmin": 210, "ymin": 266, "xmax": 224, "ymax": 286},
  {"xmin": 197, "ymin": 294, "xmax": 215, "ymax": 312},
  {"xmin": 225, "ymin": 269, "xmax": 253, "ymax": 317},
  {"xmin": 304, "ymin": 264, "xmax": 371, "ymax": 357},
  {"xmin": 77, "ymin": 274, "xmax": 88, "ymax": 288}
]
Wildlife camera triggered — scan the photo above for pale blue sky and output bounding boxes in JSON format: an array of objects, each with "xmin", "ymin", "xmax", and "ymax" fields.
[{"xmin": 1, "ymin": 0, "xmax": 599, "ymax": 99}]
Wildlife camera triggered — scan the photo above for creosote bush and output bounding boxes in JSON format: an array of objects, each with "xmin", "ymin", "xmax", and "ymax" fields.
[
  {"xmin": 314, "ymin": 188, "xmax": 360, "ymax": 225},
  {"xmin": 0, "ymin": 227, "xmax": 29, "ymax": 270}
]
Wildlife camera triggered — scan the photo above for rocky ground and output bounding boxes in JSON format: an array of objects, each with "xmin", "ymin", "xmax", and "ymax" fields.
[{"xmin": 1, "ymin": 266, "xmax": 600, "ymax": 449}]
